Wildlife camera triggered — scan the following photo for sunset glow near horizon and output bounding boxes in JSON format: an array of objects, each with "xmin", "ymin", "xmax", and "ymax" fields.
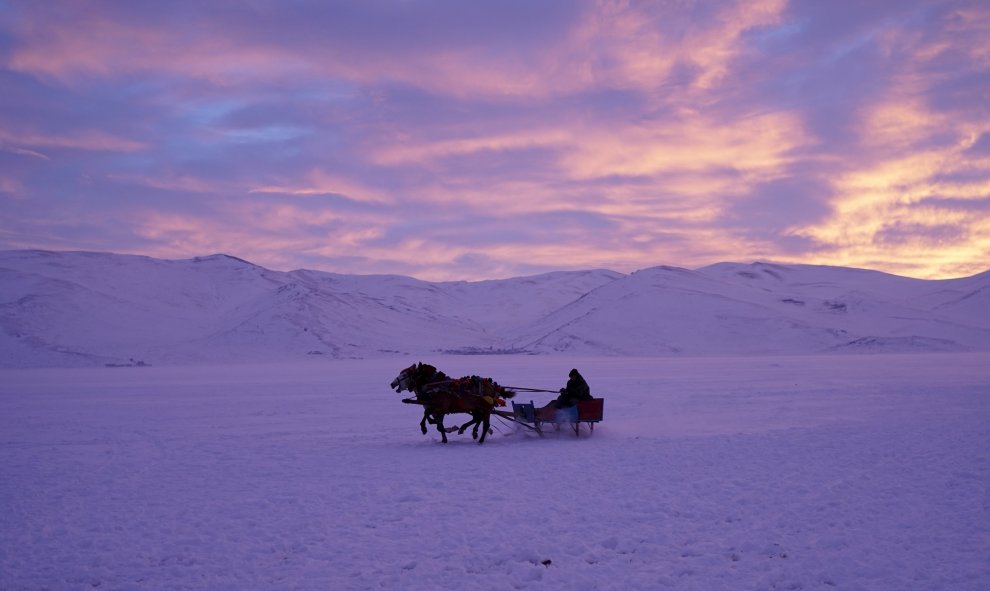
[{"xmin": 1, "ymin": 1, "xmax": 988, "ymax": 281}]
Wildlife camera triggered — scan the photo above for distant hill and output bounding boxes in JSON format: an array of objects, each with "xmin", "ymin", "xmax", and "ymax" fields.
[{"xmin": 1, "ymin": 250, "xmax": 988, "ymax": 367}]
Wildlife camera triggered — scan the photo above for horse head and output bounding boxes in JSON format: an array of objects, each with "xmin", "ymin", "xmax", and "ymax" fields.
[
  {"xmin": 391, "ymin": 362, "xmax": 444, "ymax": 394},
  {"xmin": 390, "ymin": 364, "xmax": 418, "ymax": 393}
]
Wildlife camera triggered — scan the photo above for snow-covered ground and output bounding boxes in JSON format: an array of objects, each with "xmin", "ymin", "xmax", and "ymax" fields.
[{"xmin": 2, "ymin": 353, "xmax": 988, "ymax": 590}]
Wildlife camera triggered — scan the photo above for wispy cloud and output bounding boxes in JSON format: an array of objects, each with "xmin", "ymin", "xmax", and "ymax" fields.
[
  {"xmin": 2, "ymin": 146, "xmax": 50, "ymax": 160},
  {"xmin": 0, "ymin": 129, "xmax": 146, "ymax": 152}
]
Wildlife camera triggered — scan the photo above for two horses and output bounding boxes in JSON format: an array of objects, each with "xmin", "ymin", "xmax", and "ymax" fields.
[{"xmin": 390, "ymin": 362, "xmax": 514, "ymax": 444}]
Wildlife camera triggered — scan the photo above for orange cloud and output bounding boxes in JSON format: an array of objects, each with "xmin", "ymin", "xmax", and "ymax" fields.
[
  {"xmin": 563, "ymin": 0, "xmax": 787, "ymax": 94},
  {"xmin": 249, "ymin": 169, "xmax": 394, "ymax": 205},
  {"xmin": 107, "ymin": 174, "xmax": 226, "ymax": 194},
  {"xmin": 561, "ymin": 109, "xmax": 805, "ymax": 179},
  {"xmin": 790, "ymin": 142, "xmax": 990, "ymax": 278},
  {"xmin": 4, "ymin": 0, "xmax": 788, "ymax": 102}
]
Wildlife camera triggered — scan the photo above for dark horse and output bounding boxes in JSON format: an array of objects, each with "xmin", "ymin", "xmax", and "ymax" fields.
[
  {"xmin": 390, "ymin": 362, "xmax": 449, "ymax": 436},
  {"xmin": 390, "ymin": 363, "xmax": 515, "ymax": 444}
]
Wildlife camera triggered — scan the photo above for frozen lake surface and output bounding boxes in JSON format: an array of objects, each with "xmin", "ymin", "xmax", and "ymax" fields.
[{"xmin": 2, "ymin": 353, "xmax": 989, "ymax": 590}]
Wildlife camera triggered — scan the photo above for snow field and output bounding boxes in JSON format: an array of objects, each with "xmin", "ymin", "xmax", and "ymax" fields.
[{"xmin": 1, "ymin": 353, "xmax": 988, "ymax": 590}]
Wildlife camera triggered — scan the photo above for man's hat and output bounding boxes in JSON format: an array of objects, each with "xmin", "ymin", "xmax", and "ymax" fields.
[{"xmin": 569, "ymin": 368, "xmax": 579, "ymax": 377}]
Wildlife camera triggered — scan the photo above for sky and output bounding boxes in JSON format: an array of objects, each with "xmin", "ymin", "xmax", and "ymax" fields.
[{"xmin": 0, "ymin": 0, "xmax": 988, "ymax": 281}]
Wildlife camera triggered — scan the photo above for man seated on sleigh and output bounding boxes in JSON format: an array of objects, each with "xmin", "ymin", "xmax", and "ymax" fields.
[{"xmin": 536, "ymin": 368, "xmax": 593, "ymax": 422}]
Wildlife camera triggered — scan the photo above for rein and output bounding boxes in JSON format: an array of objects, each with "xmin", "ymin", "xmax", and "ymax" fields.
[{"xmin": 503, "ymin": 386, "xmax": 558, "ymax": 393}]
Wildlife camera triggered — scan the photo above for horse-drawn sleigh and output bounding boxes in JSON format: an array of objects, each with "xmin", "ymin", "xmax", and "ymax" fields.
[
  {"xmin": 498, "ymin": 397, "xmax": 604, "ymax": 437},
  {"xmin": 390, "ymin": 362, "xmax": 605, "ymax": 444}
]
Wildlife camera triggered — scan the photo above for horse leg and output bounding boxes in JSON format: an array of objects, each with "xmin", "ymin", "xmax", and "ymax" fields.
[
  {"xmin": 435, "ymin": 413, "xmax": 448, "ymax": 443},
  {"xmin": 458, "ymin": 416, "xmax": 479, "ymax": 437},
  {"xmin": 478, "ymin": 414, "xmax": 491, "ymax": 444},
  {"xmin": 471, "ymin": 412, "xmax": 487, "ymax": 440},
  {"xmin": 420, "ymin": 409, "xmax": 430, "ymax": 434},
  {"xmin": 444, "ymin": 416, "xmax": 462, "ymax": 433}
]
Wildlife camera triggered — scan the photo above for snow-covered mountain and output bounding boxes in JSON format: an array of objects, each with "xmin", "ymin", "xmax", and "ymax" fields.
[
  {"xmin": 1, "ymin": 250, "xmax": 988, "ymax": 367},
  {"xmin": 516, "ymin": 262, "xmax": 990, "ymax": 355}
]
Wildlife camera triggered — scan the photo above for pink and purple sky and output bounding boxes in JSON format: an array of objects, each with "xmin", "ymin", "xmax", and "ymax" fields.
[{"xmin": 1, "ymin": 1, "xmax": 988, "ymax": 280}]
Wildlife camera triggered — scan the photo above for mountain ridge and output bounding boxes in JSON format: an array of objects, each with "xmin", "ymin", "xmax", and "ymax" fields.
[{"xmin": 1, "ymin": 249, "xmax": 988, "ymax": 367}]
